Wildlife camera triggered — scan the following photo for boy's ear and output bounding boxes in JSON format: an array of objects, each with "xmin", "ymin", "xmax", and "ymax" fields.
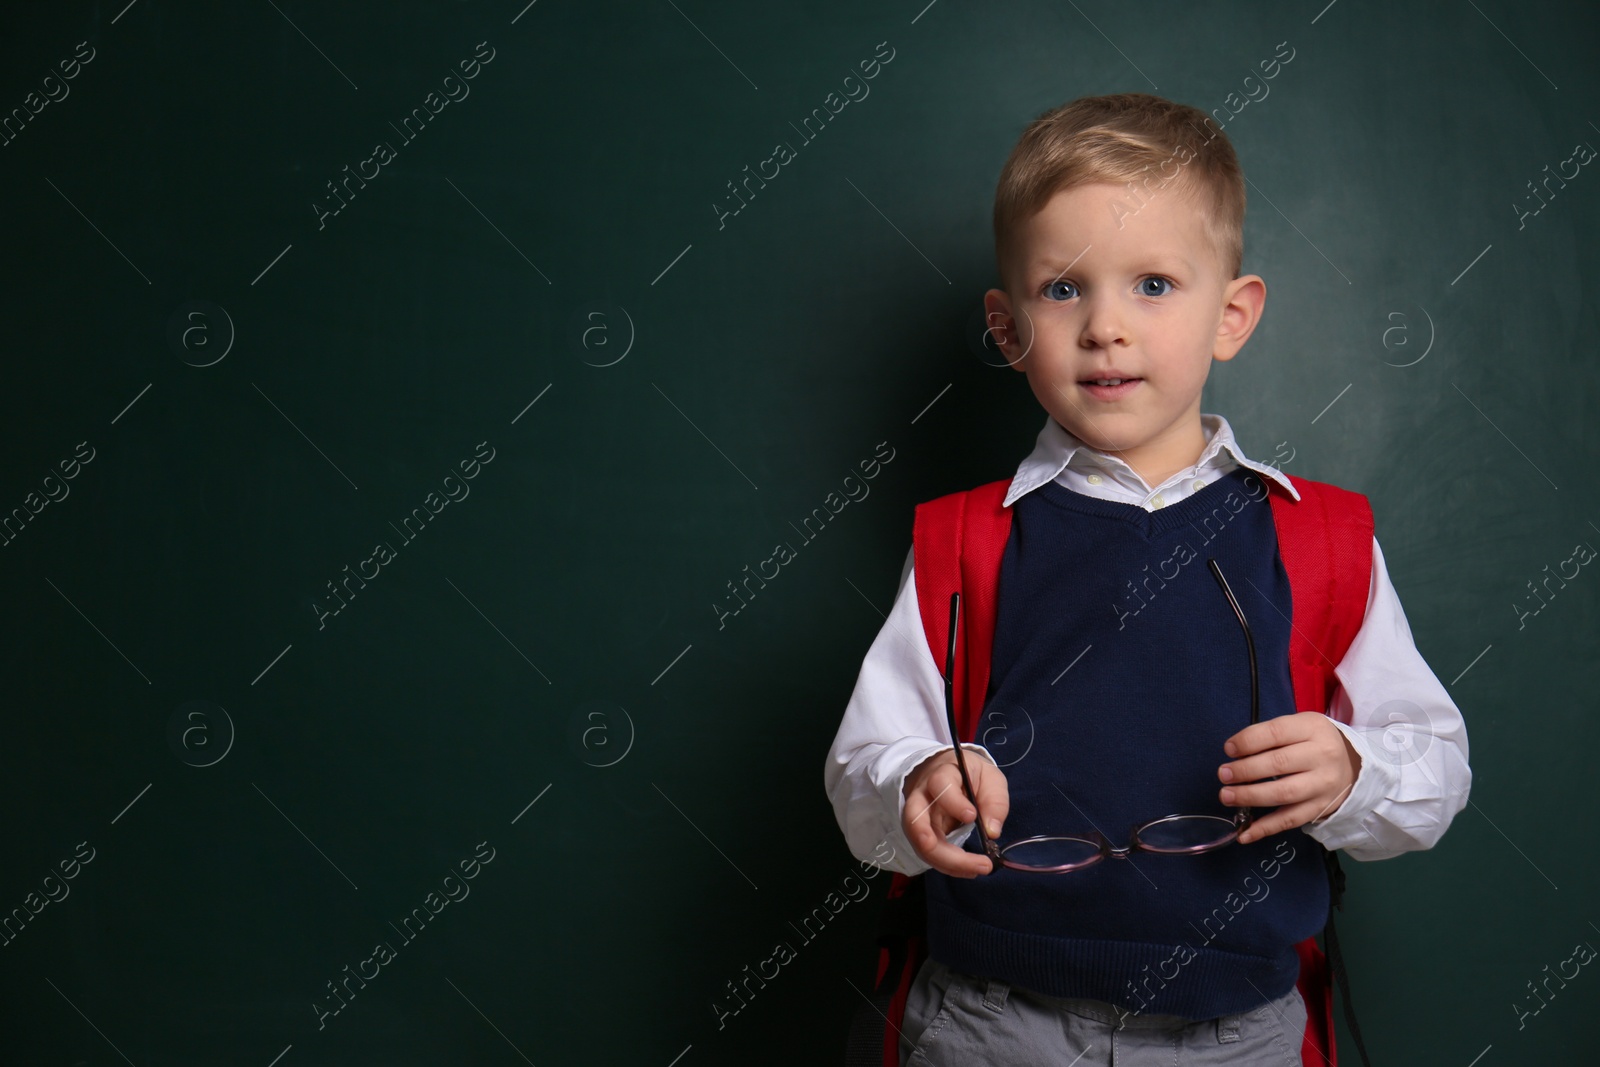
[
  {"xmin": 983, "ymin": 288, "xmax": 1030, "ymax": 371},
  {"xmin": 1213, "ymin": 273, "xmax": 1267, "ymax": 363}
]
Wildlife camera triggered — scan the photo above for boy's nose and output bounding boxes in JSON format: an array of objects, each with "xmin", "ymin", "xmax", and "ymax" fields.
[{"xmin": 1078, "ymin": 297, "xmax": 1129, "ymax": 349}]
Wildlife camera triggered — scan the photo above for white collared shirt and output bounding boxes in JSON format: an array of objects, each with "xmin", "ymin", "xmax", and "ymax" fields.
[{"xmin": 824, "ymin": 413, "xmax": 1473, "ymax": 876}]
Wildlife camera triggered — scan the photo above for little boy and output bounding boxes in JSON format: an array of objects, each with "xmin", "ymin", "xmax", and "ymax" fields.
[{"xmin": 825, "ymin": 93, "xmax": 1472, "ymax": 1066}]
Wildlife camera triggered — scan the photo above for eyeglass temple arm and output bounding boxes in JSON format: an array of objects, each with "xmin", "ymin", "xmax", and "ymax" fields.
[
  {"xmin": 944, "ymin": 591, "xmax": 1002, "ymax": 866},
  {"xmin": 1206, "ymin": 559, "xmax": 1257, "ymax": 829}
]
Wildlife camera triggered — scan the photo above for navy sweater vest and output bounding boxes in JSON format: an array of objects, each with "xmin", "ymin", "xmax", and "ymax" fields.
[{"xmin": 923, "ymin": 467, "xmax": 1330, "ymax": 1020}]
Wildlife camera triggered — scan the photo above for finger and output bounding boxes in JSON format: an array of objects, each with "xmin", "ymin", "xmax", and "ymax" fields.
[
  {"xmin": 905, "ymin": 773, "xmax": 984, "ymax": 849},
  {"xmin": 1220, "ymin": 770, "xmax": 1318, "ymax": 810},
  {"xmin": 969, "ymin": 761, "xmax": 1011, "ymax": 837},
  {"xmin": 904, "ymin": 796, "xmax": 962, "ymax": 861},
  {"xmin": 1236, "ymin": 796, "xmax": 1329, "ymax": 844},
  {"xmin": 1219, "ymin": 739, "xmax": 1316, "ymax": 785},
  {"xmin": 925, "ymin": 835, "xmax": 998, "ymax": 878},
  {"xmin": 905, "ymin": 793, "xmax": 995, "ymax": 878},
  {"xmin": 908, "ymin": 777, "xmax": 953, "ymax": 831},
  {"xmin": 931, "ymin": 774, "xmax": 985, "ymax": 836},
  {"xmin": 1223, "ymin": 711, "xmax": 1315, "ymax": 759}
]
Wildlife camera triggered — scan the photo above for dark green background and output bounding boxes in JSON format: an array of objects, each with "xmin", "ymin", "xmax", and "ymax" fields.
[{"xmin": 1, "ymin": 1, "xmax": 1595, "ymax": 1064}]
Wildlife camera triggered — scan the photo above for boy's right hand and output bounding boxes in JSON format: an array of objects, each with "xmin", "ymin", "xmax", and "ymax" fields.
[{"xmin": 902, "ymin": 747, "xmax": 1010, "ymax": 878}]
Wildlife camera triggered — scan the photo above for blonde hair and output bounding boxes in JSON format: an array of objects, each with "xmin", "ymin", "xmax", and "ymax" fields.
[{"xmin": 993, "ymin": 93, "xmax": 1245, "ymax": 291}]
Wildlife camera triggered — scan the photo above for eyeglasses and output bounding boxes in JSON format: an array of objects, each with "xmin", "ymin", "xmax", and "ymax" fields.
[{"xmin": 941, "ymin": 557, "xmax": 1258, "ymax": 874}]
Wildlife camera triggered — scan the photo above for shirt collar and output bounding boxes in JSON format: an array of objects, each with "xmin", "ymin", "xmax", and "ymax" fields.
[{"xmin": 1001, "ymin": 412, "xmax": 1299, "ymax": 507}]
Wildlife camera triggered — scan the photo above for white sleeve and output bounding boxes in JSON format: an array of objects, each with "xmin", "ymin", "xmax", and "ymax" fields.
[
  {"xmin": 823, "ymin": 545, "xmax": 996, "ymax": 876},
  {"xmin": 1301, "ymin": 536, "xmax": 1473, "ymax": 861}
]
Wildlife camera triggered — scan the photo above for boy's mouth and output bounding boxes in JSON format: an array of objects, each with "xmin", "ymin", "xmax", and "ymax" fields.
[{"xmin": 1079, "ymin": 374, "xmax": 1142, "ymax": 400}]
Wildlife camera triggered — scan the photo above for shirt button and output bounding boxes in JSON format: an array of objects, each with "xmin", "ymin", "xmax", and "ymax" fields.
[
  {"xmin": 1086, "ymin": 474, "xmax": 1102, "ymax": 485},
  {"xmin": 1193, "ymin": 479, "xmax": 1206, "ymax": 491},
  {"xmin": 1151, "ymin": 494, "xmax": 1166, "ymax": 508}
]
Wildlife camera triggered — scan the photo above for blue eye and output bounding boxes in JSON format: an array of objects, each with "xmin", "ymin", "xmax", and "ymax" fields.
[{"xmin": 1042, "ymin": 277, "xmax": 1173, "ymax": 300}]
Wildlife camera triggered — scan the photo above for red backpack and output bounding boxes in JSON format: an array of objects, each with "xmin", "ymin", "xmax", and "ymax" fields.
[{"xmin": 841, "ymin": 470, "xmax": 1375, "ymax": 1067}]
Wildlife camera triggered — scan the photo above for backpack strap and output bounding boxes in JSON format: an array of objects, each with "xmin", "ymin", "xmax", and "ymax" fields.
[
  {"xmin": 910, "ymin": 478, "xmax": 1015, "ymax": 743},
  {"xmin": 1265, "ymin": 473, "xmax": 1374, "ymax": 718},
  {"xmin": 840, "ymin": 877, "xmax": 924, "ymax": 1067}
]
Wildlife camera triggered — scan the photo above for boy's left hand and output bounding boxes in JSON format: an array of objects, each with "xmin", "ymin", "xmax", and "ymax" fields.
[{"xmin": 1217, "ymin": 711, "xmax": 1361, "ymax": 844}]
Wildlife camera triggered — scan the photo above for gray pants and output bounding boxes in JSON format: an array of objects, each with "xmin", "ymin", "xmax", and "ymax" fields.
[{"xmin": 899, "ymin": 957, "xmax": 1308, "ymax": 1067}]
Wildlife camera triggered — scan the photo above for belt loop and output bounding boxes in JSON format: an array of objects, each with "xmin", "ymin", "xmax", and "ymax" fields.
[
  {"xmin": 1216, "ymin": 1012, "xmax": 1242, "ymax": 1044},
  {"xmin": 981, "ymin": 977, "xmax": 1010, "ymax": 1014}
]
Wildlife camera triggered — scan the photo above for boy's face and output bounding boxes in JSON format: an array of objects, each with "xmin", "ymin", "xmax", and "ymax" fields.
[{"xmin": 983, "ymin": 181, "xmax": 1266, "ymax": 484}]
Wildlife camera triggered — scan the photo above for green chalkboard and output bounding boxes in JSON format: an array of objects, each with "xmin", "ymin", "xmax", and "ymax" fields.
[{"xmin": 0, "ymin": 1, "xmax": 1595, "ymax": 1064}]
